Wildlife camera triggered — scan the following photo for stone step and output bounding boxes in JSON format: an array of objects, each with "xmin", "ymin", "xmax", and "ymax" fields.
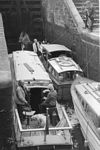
[
  {"xmin": 76, "ymin": 6, "xmax": 99, "ymax": 10},
  {"xmin": 75, "ymin": 2, "xmax": 99, "ymax": 6},
  {"xmin": 73, "ymin": 0, "xmax": 99, "ymax": 3},
  {"xmin": 93, "ymin": 28, "xmax": 100, "ymax": 33},
  {"xmin": 82, "ymin": 18, "xmax": 99, "ymax": 22},
  {"xmin": 93, "ymin": 23, "xmax": 100, "ymax": 28},
  {"xmin": 79, "ymin": 11, "xmax": 99, "ymax": 16},
  {"xmin": 78, "ymin": 9, "xmax": 99, "ymax": 13}
]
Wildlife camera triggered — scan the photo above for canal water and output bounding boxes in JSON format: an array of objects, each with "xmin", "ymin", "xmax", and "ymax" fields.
[{"xmin": 64, "ymin": 102, "xmax": 90, "ymax": 150}]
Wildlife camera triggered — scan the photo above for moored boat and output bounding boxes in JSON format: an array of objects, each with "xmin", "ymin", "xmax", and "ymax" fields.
[
  {"xmin": 40, "ymin": 44, "xmax": 83, "ymax": 102},
  {"xmin": 11, "ymin": 50, "xmax": 73, "ymax": 150},
  {"xmin": 71, "ymin": 76, "xmax": 100, "ymax": 150}
]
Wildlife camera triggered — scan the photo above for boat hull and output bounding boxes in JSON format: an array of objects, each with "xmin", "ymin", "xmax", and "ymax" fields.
[{"xmin": 71, "ymin": 77, "xmax": 100, "ymax": 150}]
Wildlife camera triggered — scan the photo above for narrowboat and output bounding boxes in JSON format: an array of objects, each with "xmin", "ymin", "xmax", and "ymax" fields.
[
  {"xmin": 71, "ymin": 75, "xmax": 100, "ymax": 150},
  {"xmin": 11, "ymin": 51, "xmax": 73, "ymax": 150}
]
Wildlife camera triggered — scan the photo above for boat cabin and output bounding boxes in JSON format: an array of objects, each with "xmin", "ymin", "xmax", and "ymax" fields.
[
  {"xmin": 40, "ymin": 44, "xmax": 72, "ymax": 69},
  {"xmin": 47, "ymin": 55, "xmax": 83, "ymax": 102},
  {"xmin": 12, "ymin": 51, "xmax": 73, "ymax": 149},
  {"xmin": 13, "ymin": 51, "xmax": 52, "ymax": 113},
  {"xmin": 75, "ymin": 82, "xmax": 100, "ymax": 134}
]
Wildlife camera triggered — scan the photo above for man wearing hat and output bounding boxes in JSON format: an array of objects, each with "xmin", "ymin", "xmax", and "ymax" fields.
[
  {"xmin": 16, "ymin": 80, "xmax": 31, "ymax": 120},
  {"xmin": 40, "ymin": 84, "xmax": 57, "ymax": 112}
]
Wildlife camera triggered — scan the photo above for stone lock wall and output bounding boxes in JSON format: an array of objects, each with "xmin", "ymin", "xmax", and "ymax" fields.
[
  {"xmin": 42, "ymin": 0, "xmax": 100, "ymax": 81},
  {"xmin": 0, "ymin": 13, "xmax": 13, "ymax": 149}
]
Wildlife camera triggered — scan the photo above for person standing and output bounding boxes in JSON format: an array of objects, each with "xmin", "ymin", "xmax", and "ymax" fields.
[
  {"xmin": 19, "ymin": 31, "xmax": 31, "ymax": 50},
  {"xmin": 32, "ymin": 39, "xmax": 41, "ymax": 56},
  {"xmin": 40, "ymin": 84, "xmax": 57, "ymax": 112},
  {"xmin": 82, "ymin": 0, "xmax": 95, "ymax": 31},
  {"xmin": 16, "ymin": 80, "xmax": 31, "ymax": 120}
]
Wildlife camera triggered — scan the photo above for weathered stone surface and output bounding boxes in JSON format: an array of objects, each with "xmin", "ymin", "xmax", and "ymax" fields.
[
  {"xmin": 0, "ymin": 13, "xmax": 13, "ymax": 148},
  {"xmin": 42, "ymin": 0, "xmax": 100, "ymax": 81}
]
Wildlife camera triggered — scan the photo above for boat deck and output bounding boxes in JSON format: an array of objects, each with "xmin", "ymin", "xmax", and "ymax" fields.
[
  {"xmin": 19, "ymin": 135, "xmax": 70, "ymax": 148},
  {"xmin": 14, "ymin": 102, "xmax": 73, "ymax": 149}
]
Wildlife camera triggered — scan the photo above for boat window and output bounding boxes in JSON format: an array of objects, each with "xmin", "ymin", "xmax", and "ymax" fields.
[
  {"xmin": 58, "ymin": 72, "xmax": 70, "ymax": 82},
  {"xmin": 52, "ymin": 69, "xmax": 55, "ymax": 76},
  {"xmin": 59, "ymin": 73, "xmax": 64, "ymax": 82},
  {"xmin": 70, "ymin": 71, "xmax": 74, "ymax": 80},
  {"xmin": 64, "ymin": 72, "xmax": 71, "ymax": 81},
  {"xmin": 86, "ymin": 104, "xmax": 100, "ymax": 127},
  {"xmin": 49, "ymin": 51, "xmax": 72, "ymax": 59},
  {"xmin": 58, "ymin": 71, "xmax": 80, "ymax": 82},
  {"xmin": 76, "ymin": 90, "xmax": 82, "ymax": 101},
  {"xmin": 76, "ymin": 88, "xmax": 100, "ymax": 128},
  {"xmin": 56, "ymin": 72, "xmax": 59, "ymax": 80},
  {"xmin": 73, "ymin": 71, "xmax": 83, "ymax": 79},
  {"xmin": 48, "ymin": 65, "xmax": 53, "ymax": 73},
  {"xmin": 53, "ymin": 70, "xmax": 57, "ymax": 79}
]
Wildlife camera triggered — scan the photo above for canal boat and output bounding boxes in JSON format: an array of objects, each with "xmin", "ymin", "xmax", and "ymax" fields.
[
  {"xmin": 11, "ymin": 50, "xmax": 73, "ymax": 150},
  {"xmin": 40, "ymin": 44, "xmax": 83, "ymax": 102},
  {"xmin": 71, "ymin": 76, "xmax": 100, "ymax": 150}
]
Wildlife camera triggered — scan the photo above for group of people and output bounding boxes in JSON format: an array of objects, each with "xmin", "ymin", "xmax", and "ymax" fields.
[
  {"xmin": 82, "ymin": 0, "xmax": 95, "ymax": 31},
  {"xmin": 19, "ymin": 31, "xmax": 42, "ymax": 55},
  {"xmin": 16, "ymin": 80, "xmax": 57, "ymax": 122}
]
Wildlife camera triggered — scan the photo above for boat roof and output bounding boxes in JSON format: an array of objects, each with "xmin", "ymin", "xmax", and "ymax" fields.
[
  {"xmin": 75, "ymin": 82, "xmax": 100, "ymax": 116},
  {"xmin": 48, "ymin": 56, "xmax": 83, "ymax": 73},
  {"xmin": 13, "ymin": 51, "xmax": 51, "ymax": 86},
  {"xmin": 41, "ymin": 44, "xmax": 71, "ymax": 53}
]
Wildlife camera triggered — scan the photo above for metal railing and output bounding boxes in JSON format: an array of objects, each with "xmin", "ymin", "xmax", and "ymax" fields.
[{"xmin": 14, "ymin": 106, "xmax": 72, "ymax": 145}]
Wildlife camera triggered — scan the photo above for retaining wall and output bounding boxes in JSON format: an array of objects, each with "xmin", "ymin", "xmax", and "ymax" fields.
[
  {"xmin": 0, "ymin": 13, "xmax": 13, "ymax": 149},
  {"xmin": 42, "ymin": 0, "xmax": 100, "ymax": 81}
]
